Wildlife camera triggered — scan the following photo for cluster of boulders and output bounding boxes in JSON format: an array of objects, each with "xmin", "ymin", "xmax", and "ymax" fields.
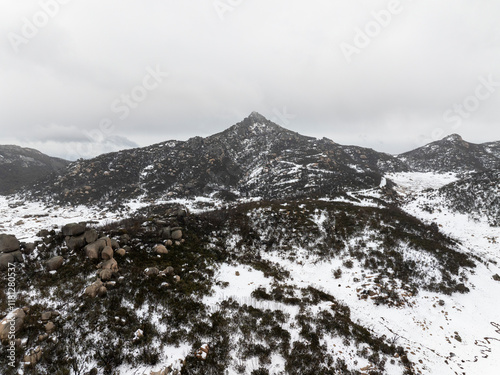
[
  {"xmin": 160, "ymin": 226, "xmax": 184, "ymax": 246},
  {"xmin": 0, "ymin": 234, "xmax": 24, "ymax": 270},
  {"xmin": 62, "ymin": 222, "xmax": 99, "ymax": 251},
  {"xmin": 83, "ymin": 235, "xmax": 125, "ymax": 297},
  {"xmin": 0, "ymin": 307, "xmax": 61, "ymax": 368},
  {"xmin": 144, "ymin": 265, "xmax": 179, "ymax": 282}
]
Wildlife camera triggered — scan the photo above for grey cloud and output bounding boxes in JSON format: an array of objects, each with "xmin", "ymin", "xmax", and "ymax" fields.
[{"xmin": 0, "ymin": 0, "xmax": 499, "ymax": 159}]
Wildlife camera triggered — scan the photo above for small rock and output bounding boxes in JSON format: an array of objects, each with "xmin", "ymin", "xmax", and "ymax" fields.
[
  {"xmin": 99, "ymin": 237, "xmax": 112, "ymax": 248},
  {"xmin": 155, "ymin": 244, "xmax": 168, "ymax": 255},
  {"xmin": 24, "ymin": 243, "xmax": 36, "ymax": 254},
  {"xmin": 85, "ymin": 239, "xmax": 106, "ymax": 260},
  {"xmin": 61, "ymin": 223, "xmax": 86, "ymax": 236},
  {"xmin": 45, "ymin": 321, "xmax": 55, "ymax": 334},
  {"xmin": 101, "ymin": 246, "xmax": 114, "ymax": 260},
  {"xmin": 171, "ymin": 230, "xmax": 183, "ymax": 240},
  {"xmin": 165, "ymin": 239, "xmax": 173, "ymax": 247},
  {"xmin": 134, "ymin": 329, "xmax": 144, "ymax": 340},
  {"xmin": 164, "ymin": 266, "xmax": 174, "ymax": 275},
  {"xmin": 99, "ymin": 269, "xmax": 113, "ymax": 281},
  {"xmin": 98, "ymin": 286, "xmax": 107, "ymax": 297},
  {"xmin": 235, "ymin": 271, "xmax": 240, "ymax": 276},
  {"xmin": 173, "ymin": 275, "xmax": 181, "ymax": 283},
  {"xmin": 37, "ymin": 229, "xmax": 50, "ymax": 238},
  {"xmin": 145, "ymin": 267, "xmax": 160, "ymax": 277},
  {"xmin": 84, "ymin": 229, "xmax": 99, "ymax": 244},
  {"xmin": 100, "ymin": 258, "xmax": 118, "ymax": 272},
  {"xmin": 195, "ymin": 344, "xmax": 209, "ymax": 360},
  {"xmin": 66, "ymin": 234, "xmax": 86, "ymax": 250},
  {"xmin": 493, "ymin": 274, "xmax": 500, "ymax": 281},
  {"xmin": 85, "ymin": 280, "xmax": 104, "ymax": 298},
  {"xmin": 23, "ymin": 346, "xmax": 42, "ymax": 367},
  {"xmin": 46, "ymin": 256, "xmax": 64, "ymax": 271},
  {"xmin": 0, "ymin": 253, "xmax": 15, "ymax": 271},
  {"xmin": 0, "ymin": 234, "xmax": 20, "ymax": 253},
  {"xmin": 110, "ymin": 239, "xmax": 120, "ymax": 250},
  {"xmin": 119, "ymin": 234, "xmax": 130, "ymax": 245},
  {"xmin": 10, "ymin": 250, "xmax": 24, "ymax": 263},
  {"xmin": 161, "ymin": 227, "xmax": 171, "ymax": 239},
  {"xmin": 38, "ymin": 334, "xmax": 48, "ymax": 342},
  {"xmin": 116, "ymin": 248, "xmax": 126, "ymax": 256},
  {"xmin": 41, "ymin": 312, "xmax": 52, "ymax": 321}
]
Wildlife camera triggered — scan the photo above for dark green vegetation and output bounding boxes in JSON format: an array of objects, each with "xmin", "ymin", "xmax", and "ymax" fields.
[
  {"xmin": 200, "ymin": 200, "xmax": 475, "ymax": 300},
  {"xmin": 0, "ymin": 199, "xmax": 476, "ymax": 374},
  {"xmin": 439, "ymin": 169, "xmax": 500, "ymax": 226}
]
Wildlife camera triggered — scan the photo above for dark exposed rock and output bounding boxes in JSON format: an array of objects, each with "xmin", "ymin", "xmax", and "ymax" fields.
[
  {"xmin": 0, "ymin": 234, "xmax": 20, "ymax": 253},
  {"xmin": 46, "ymin": 256, "xmax": 64, "ymax": 271},
  {"xmin": 10, "ymin": 250, "xmax": 24, "ymax": 263},
  {"xmin": 85, "ymin": 279, "xmax": 103, "ymax": 298},
  {"xmin": 145, "ymin": 267, "xmax": 160, "ymax": 277},
  {"xmin": 101, "ymin": 246, "xmax": 114, "ymax": 260},
  {"xmin": 84, "ymin": 229, "xmax": 99, "ymax": 244},
  {"xmin": 0, "ymin": 253, "xmax": 14, "ymax": 270},
  {"xmin": 155, "ymin": 244, "xmax": 168, "ymax": 254},
  {"xmin": 171, "ymin": 230, "xmax": 183, "ymax": 240},
  {"xmin": 61, "ymin": 223, "xmax": 86, "ymax": 237},
  {"xmin": 84, "ymin": 239, "xmax": 106, "ymax": 260},
  {"xmin": 24, "ymin": 242, "xmax": 36, "ymax": 254},
  {"xmin": 66, "ymin": 234, "xmax": 86, "ymax": 251}
]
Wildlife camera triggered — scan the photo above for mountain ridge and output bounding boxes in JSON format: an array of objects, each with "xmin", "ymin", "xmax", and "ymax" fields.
[{"xmin": 0, "ymin": 145, "xmax": 70, "ymax": 195}]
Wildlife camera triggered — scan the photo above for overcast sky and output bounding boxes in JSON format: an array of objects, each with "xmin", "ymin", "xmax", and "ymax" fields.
[{"xmin": 1, "ymin": 0, "xmax": 499, "ymax": 160}]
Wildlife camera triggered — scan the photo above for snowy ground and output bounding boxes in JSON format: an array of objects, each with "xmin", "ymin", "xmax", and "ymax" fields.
[
  {"xmin": 386, "ymin": 172, "xmax": 500, "ymax": 374},
  {"xmin": 0, "ymin": 194, "xmax": 228, "ymax": 243},
  {"xmin": 1, "ymin": 172, "xmax": 500, "ymax": 374},
  {"xmin": 386, "ymin": 172, "xmax": 459, "ymax": 192}
]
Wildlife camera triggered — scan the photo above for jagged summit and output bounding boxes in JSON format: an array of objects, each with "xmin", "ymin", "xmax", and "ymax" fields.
[
  {"xmin": 248, "ymin": 111, "xmax": 268, "ymax": 122},
  {"xmin": 212, "ymin": 111, "xmax": 297, "ymax": 141},
  {"xmin": 442, "ymin": 133, "xmax": 463, "ymax": 142}
]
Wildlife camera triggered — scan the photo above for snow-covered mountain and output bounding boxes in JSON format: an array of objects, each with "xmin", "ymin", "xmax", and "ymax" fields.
[
  {"xmin": 0, "ymin": 145, "xmax": 69, "ymax": 195},
  {"xmin": 1, "ymin": 114, "xmax": 499, "ymax": 375},
  {"xmin": 26, "ymin": 112, "xmax": 411, "ymax": 207},
  {"xmin": 397, "ymin": 134, "xmax": 500, "ymax": 173}
]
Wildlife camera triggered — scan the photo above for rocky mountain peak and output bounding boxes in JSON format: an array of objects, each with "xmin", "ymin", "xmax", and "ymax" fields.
[
  {"xmin": 442, "ymin": 133, "xmax": 463, "ymax": 143},
  {"xmin": 248, "ymin": 111, "xmax": 268, "ymax": 123}
]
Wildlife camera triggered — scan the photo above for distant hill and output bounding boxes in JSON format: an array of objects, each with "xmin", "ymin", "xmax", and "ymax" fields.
[
  {"xmin": 397, "ymin": 134, "xmax": 500, "ymax": 173},
  {"xmin": 0, "ymin": 145, "xmax": 70, "ymax": 195}
]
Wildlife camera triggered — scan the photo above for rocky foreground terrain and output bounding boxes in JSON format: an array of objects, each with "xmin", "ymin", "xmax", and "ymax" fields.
[{"xmin": 0, "ymin": 113, "xmax": 499, "ymax": 375}]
